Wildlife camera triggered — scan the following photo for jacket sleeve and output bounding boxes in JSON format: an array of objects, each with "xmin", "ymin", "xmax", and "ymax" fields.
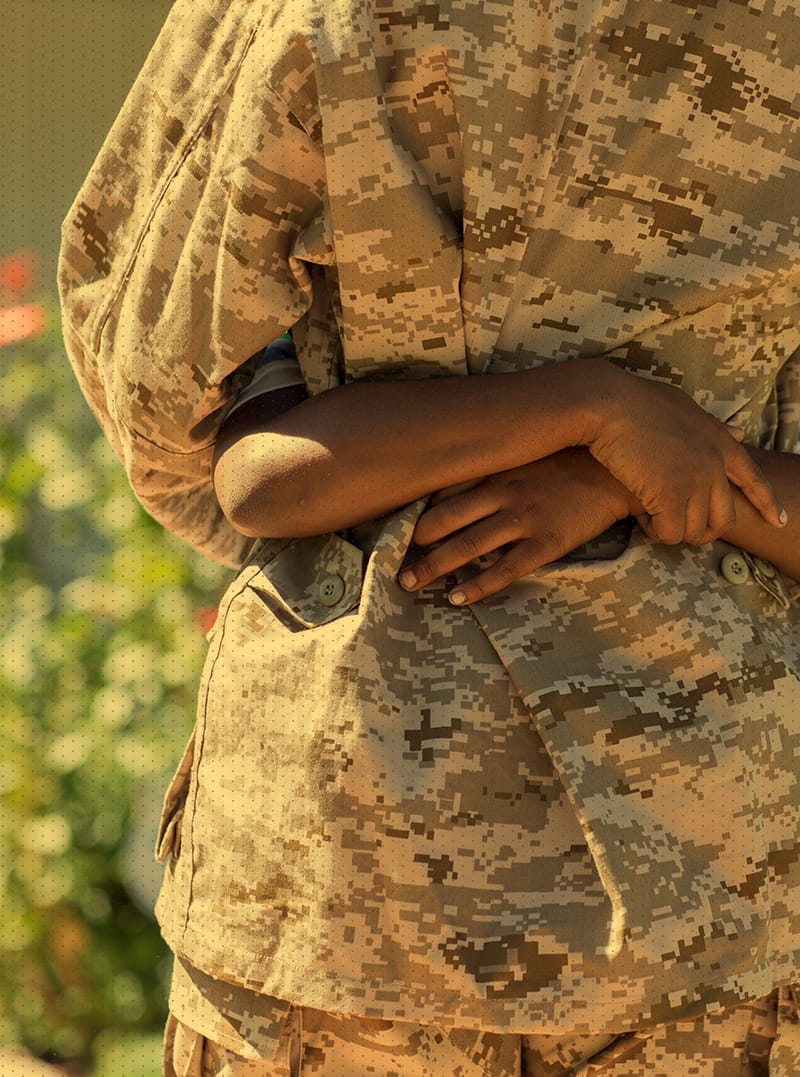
[{"xmin": 58, "ymin": 0, "xmax": 327, "ymax": 566}]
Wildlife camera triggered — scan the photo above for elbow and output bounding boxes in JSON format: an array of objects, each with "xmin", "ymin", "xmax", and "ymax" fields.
[
  {"xmin": 222, "ymin": 500, "xmax": 271, "ymax": 540},
  {"xmin": 212, "ymin": 444, "xmax": 279, "ymax": 538},
  {"xmin": 212, "ymin": 445, "xmax": 312, "ymax": 540},
  {"xmin": 212, "ymin": 428, "xmax": 335, "ymax": 538},
  {"xmin": 225, "ymin": 486, "xmax": 320, "ymax": 539},
  {"xmin": 214, "ymin": 474, "xmax": 291, "ymax": 540}
]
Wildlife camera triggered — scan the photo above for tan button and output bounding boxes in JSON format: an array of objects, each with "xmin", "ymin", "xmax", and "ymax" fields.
[
  {"xmin": 752, "ymin": 556, "xmax": 776, "ymax": 579},
  {"xmin": 720, "ymin": 552, "xmax": 751, "ymax": 585},
  {"xmin": 318, "ymin": 573, "xmax": 345, "ymax": 606}
]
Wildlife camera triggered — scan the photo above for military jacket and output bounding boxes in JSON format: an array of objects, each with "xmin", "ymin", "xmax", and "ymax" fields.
[{"xmin": 59, "ymin": 0, "xmax": 800, "ymax": 1035}]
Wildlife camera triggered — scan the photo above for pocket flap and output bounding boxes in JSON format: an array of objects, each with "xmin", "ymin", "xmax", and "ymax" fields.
[{"xmin": 248, "ymin": 532, "xmax": 364, "ymax": 627}]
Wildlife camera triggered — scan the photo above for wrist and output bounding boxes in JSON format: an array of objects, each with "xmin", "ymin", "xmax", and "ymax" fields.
[
  {"xmin": 563, "ymin": 446, "xmax": 643, "ymax": 520},
  {"xmin": 593, "ymin": 455, "xmax": 644, "ymax": 519},
  {"xmin": 561, "ymin": 357, "xmax": 624, "ymax": 448}
]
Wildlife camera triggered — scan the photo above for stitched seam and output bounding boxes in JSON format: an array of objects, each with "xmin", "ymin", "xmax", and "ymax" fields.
[
  {"xmin": 179, "ymin": 565, "xmax": 261, "ymax": 942},
  {"xmin": 92, "ymin": 16, "xmax": 265, "ymax": 358},
  {"xmin": 120, "ymin": 414, "xmax": 217, "ymax": 456}
]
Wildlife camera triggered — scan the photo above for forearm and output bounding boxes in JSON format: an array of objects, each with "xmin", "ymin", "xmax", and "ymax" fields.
[
  {"xmin": 213, "ymin": 356, "xmax": 782, "ymax": 543},
  {"xmin": 213, "ymin": 361, "xmax": 600, "ymax": 538},
  {"xmin": 725, "ymin": 448, "xmax": 800, "ymax": 581}
]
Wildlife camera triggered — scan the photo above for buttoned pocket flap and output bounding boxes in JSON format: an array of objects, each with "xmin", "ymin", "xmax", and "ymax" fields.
[{"xmin": 248, "ymin": 532, "xmax": 364, "ymax": 628}]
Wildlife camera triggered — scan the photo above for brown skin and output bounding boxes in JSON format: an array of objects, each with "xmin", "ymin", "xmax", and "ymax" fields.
[
  {"xmin": 212, "ymin": 357, "xmax": 795, "ymax": 603},
  {"xmin": 403, "ymin": 445, "xmax": 800, "ymax": 605}
]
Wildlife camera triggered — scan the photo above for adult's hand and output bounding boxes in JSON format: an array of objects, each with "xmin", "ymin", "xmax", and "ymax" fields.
[
  {"xmin": 583, "ymin": 365, "xmax": 786, "ymax": 545},
  {"xmin": 400, "ymin": 448, "xmax": 639, "ymax": 604},
  {"xmin": 213, "ymin": 355, "xmax": 785, "ymax": 544}
]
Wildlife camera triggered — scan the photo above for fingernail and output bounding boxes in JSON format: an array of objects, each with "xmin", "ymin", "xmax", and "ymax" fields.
[
  {"xmin": 779, "ymin": 508, "xmax": 788, "ymax": 527},
  {"xmin": 399, "ymin": 570, "xmax": 417, "ymax": 589},
  {"xmin": 448, "ymin": 590, "xmax": 467, "ymax": 606}
]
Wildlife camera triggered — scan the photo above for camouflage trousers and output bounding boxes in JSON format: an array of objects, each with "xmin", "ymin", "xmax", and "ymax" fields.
[{"xmin": 163, "ymin": 985, "xmax": 800, "ymax": 1076}]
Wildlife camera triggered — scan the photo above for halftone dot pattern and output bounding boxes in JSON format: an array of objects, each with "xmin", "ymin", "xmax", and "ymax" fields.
[
  {"xmin": 1, "ymin": 1, "xmax": 171, "ymax": 272},
  {"xmin": 2, "ymin": 4, "xmax": 226, "ymax": 1075},
  {"xmin": 162, "ymin": 984, "xmax": 800, "ymax": 1075},
  {"xmin": 48, "ymin": 0, "xmax": 800, "ymax": 1071}
]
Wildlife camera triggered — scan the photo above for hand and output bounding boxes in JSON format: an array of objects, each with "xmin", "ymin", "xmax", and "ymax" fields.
[
  {"xmin": 399, "ymin": 449, "xmax": 638, "ymax": 605},
  {"xmin": 585, "ymin": 364, "xmax": 786, "ymax": 545}
]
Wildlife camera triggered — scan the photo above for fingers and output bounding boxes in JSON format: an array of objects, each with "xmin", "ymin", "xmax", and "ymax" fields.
[
  {"xmin": 635, "ymin": 440, "xmax": 764, "ymax": 546},
  {"xmin": 400, "ymin": 515, "xmax": 520, "ymax": 593},
  {"xmin": 427, "ymin": 478, "xmax": 484, "ymax": 507},
  {"xmin": 683, "ymin": 485, "xmax": 712, "ymax": 546},
  {"xmin": 413, "ymin": 486, "xmax": 499, "ymax": 546},
  {"xmin": 400, "ymin": 532, "xmax": 566, "ymax": 605},
  {"xmin": 703, "ymin": 482, "xmax": 737, "ymax": 542},
  {"xmin": 638, "ymin": 482, "xmax": 734, "ymax": 546},
  {"xmin": 589, "ymin": 376, "xmax": 785, "ymax": 538},
  {"xmin": 725, "ymin": 443, "xmax": 787, "ymax": 529},
  {"xmin": 446, "ymin": 540, "xmax": 556, "ymax": 606},
  {"xmin": 638, "ymin": 501, "xmax": 689, "ymax": 545}
]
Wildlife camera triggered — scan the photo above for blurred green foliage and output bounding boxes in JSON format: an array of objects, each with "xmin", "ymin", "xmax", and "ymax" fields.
[{"xmin": 0, "ymin": 297, "xmax": 229, "ymax": 1073}]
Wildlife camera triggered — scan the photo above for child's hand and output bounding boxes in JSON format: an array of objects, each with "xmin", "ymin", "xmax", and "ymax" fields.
[
  {"xmin": 399, "ymin": 449, "xmax": 638, "ymax": 604},
  {"xmin": 584, "ymin": 365, "xmax": 786, "ymax": 545}
]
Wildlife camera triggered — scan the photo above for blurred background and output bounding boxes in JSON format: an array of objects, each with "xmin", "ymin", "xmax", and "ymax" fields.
[{"xmin": 2, "ymin": 4, "xmax": 232, "ymax": 1073}]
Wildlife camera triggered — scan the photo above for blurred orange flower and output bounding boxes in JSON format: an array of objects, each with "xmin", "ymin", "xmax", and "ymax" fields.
[
  {"xmin": 0, "ymin": 249, "xmax": 45, "ymax": 346},
  {"xmin": 0, "ymin": 302, "xmax": 46, "ymax": 346},
  {"xmin": 0, "ymin": 249, "xmax": 39, "ymax": 298},
  {"xmin": 194, "ymin": 605, "xmax": 219, "ymax": 637}
]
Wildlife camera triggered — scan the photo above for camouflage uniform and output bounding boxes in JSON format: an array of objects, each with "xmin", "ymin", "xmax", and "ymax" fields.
[
  {"xmin": 162, "ymin": 967, "xmax": 800, "ymax": 1074},
  {"xmin": 59, "ymin": 0, "xmax": 800, "ymax": 1068}
]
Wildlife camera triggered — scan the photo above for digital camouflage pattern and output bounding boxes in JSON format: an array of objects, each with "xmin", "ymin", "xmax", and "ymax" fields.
[
  {"xmin": 162, "ymin": 982, "xmax": 800, "ymax": 1074},
  {"xmin": 59, "ymin": 0, "xmax": 800, "ymax": 1054}
]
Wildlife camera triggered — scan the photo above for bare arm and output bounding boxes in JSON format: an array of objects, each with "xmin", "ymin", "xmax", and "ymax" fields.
[
  {"xmin": 213, "ymin": 362, "xmax": 597, "ymax": 536},
  {"xmin": 725, "ymin": 448, "xmax": 800, "ymax": 581},
  {"xmin": 401, "ymin": 445, "xmax": 799, "ymax": 605},
  {"xmin": 213, "ymin": 358, "xmax": 783, "ymax": 543}
]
